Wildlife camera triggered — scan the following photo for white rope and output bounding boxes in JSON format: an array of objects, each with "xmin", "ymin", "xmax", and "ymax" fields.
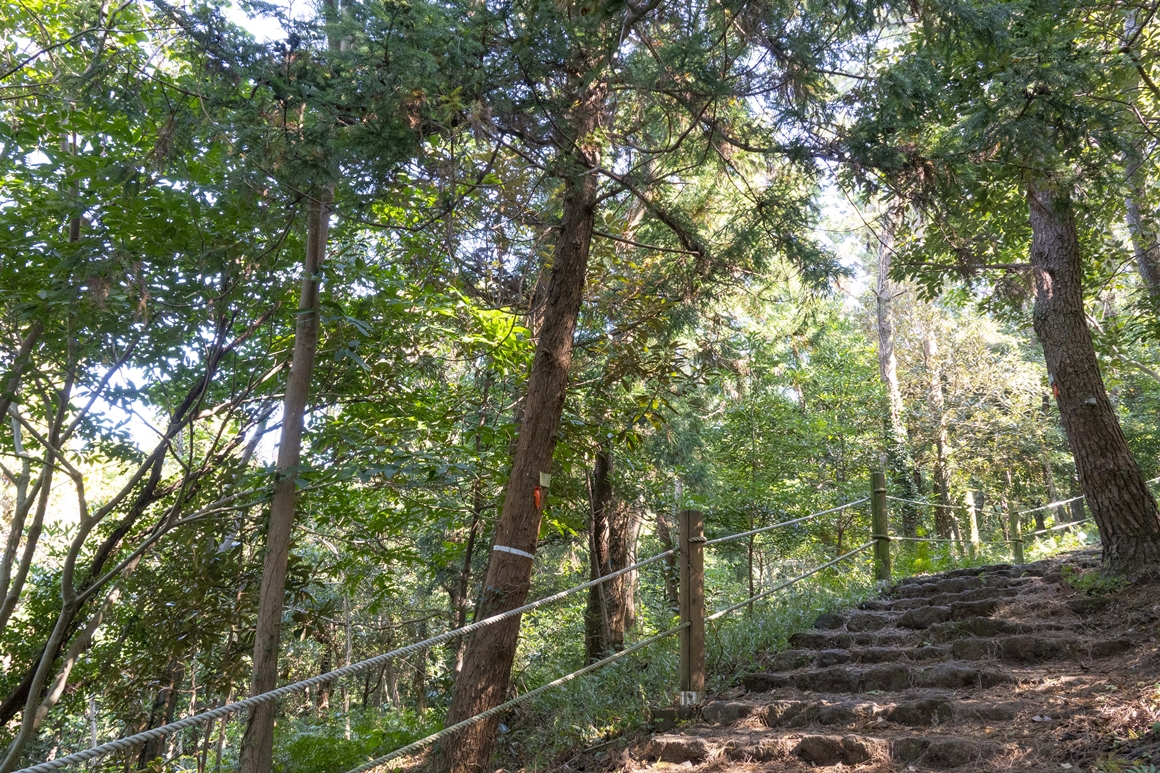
[
  {"xmin": 342, "ymin": 623, "xmax": 689, "ymax": 773},
  {"xmin": 1024, "ymin": 517, "xmax": 1095, "ymax": 538},
  {"xmin": 1017, "ymin": 475, "xmax": 1160, "ymax": 517},
  {"xmin": 889, "ymin": 535, "xmax": 1007, "ymax": 545},
  {"xmin": 12, "ymin": 548, "xmax": 676, "ymax": 773},
  {"xmin": 703, "ymin": 498, "xmax": 870, "ymax": 547},
  {"xmin": 707, "ymin": 542, "xmax": 873, "ymax": 621},
  {"xmin": 885, "ymin": 495, "xmax": 963, "ymax": 510},
  {"xmin": 1016, "ymin": 494, "xmax": 1085, "ymax": 516}
]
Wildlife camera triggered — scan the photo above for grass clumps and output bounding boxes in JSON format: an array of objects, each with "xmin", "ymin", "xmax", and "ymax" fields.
[{"xmin": 1062, "ymin": 564, "xmax": 1128, "ymax": 596}]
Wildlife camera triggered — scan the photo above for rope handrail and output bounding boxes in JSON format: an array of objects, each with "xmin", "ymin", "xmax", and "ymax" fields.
[
  {"xmin": 702, "ymin": 498, "xmax": 869, "ymax": 547},
  {"xmin": 1017, "ymin": 494, "xmax": 1084, "ymax": 516},
  {"xmin": 889, "ymin": 535, "xmax": 1007, "ymax": 545},
  {"xmin": 1017, "ymin": 475, "xmax": 1160, "ymax": 517},
  {"xmin": 885, "ymin": 495, "xmax": 963, "ymax": 511},
  {"xmin": 12, "ymin": 547, "xmax": 677, "ymax": 773},
  {"xmin": 707, "ymin": 542, "xmax": 874, "ymax": 622},
  {"xmin": 1024, "ymin": 516, "xmax": 1094, "ymax": 538},
  {"xmin": 341, "ymin": 622, "xmax": 689, "ymax": 773}
]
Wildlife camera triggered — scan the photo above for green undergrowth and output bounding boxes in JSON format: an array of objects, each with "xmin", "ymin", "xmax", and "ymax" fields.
[
  {"xmin": 1061, "ymin": 564, "xmax": 1128, "ymax": 596},
  {"xmin": 270, "ymin": 709, "xmax": 440, "ymax": 773},
  {"xmin": 705, "ymin": 567, "xmax": 877, "ymax": 687},
  {"xmin": 1025, "ymin": 524, "xmax": 1101, "ymax": 563},
  {"xmin": 891, "ymin": 541, "xmax": 1013, "ymax": 579},
  {"xmin": 889, "ymin": 523, "xmax": 1100, "ymax": 581},
  {"xmin": 120, "ymin": 708, "xmax": 439, "ymax": 773},
  {"xmin": 498, "ymin": 559, "xmax": 880, "ymax": 768}
]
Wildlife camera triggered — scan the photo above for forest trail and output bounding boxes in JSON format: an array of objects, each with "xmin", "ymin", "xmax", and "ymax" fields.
[{"xmin": 617, "ymin": 551, "xmax": 1160, "ymax": 773}]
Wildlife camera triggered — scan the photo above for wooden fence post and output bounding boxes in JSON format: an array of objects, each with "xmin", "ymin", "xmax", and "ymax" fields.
[
  {"xmin": 871, "ymin": 470, "xmax": 891, "ymax": 585},
  {"xmin": 678, "ymin": 509, "xmax": 705, "ymax": 705},
  {"xmin": 1008, "ymin": 501, "xmax": 1024, "ymax": 564}
]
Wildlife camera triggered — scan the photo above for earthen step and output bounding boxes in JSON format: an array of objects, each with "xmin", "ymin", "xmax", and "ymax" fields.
[
  {"xmin": 789, "ymin": 614, "xmax": 1064, "ymax": 650},
  {"xmin": 895, "ymin": 598, "xmax": 1009, "ymax": 629},
  {"xmin": 890, "ymin": 560, "xmax": 1056, "ymax": 589},
  {"xmin": 860, "ymin": 584, "xmax": 1026, "ymax": 612},
  {"xmin": 840, "ymin": 585, "xmax": 1046, "ymax": 623},
  {"xmin": 789, "ymin": 629, "xmax": 915, "ymax": 650},
  {"xmin": 742, "ymin": 660, "xmax": 1011, "ymax": 693},
  {"xmin": 702, "ymin": 689, "xmax": 1022, "ymax": 729},
  {"xmin": 891, "ymin": 563, "xmax": 1014, "ymax": 586},
  {"xmin": 764, "ymin": 643, "xmax": 949, "ymax": 672},
  {"xmin": 950, "ymin": 633, "xmax": 1134, "ymax": 663},
  {"xmin": 891, "ymin": 576, "xmax": 988, "ymax": 599},
  {"xmin": 923, "ymin": 616, "xmax": 1066, "ymax": 642},
  {"xmin": 650, "ymin": 729, "xmax": 1002, "ymax": 768}
]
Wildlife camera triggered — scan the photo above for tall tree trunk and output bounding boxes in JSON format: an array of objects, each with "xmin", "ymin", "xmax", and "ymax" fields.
[
  {"xmin": 138, "ymin": 660, "xmax": 185, "ymax": 768},
  {"xmin": 875, "ymin": 211, "xmax": 919, "ymax": 535},
  {"xmin": 212, "ymin": 688, "xmax": 232, "ymax": 773},
  {"xmin": 584, "ymin": 449, "xmax": 614, "ymax": 663},
  {"xmin": 315, "ymin": 639, "xmax": 332, "ymax": 715},
  {"xmin": 433, "ymin": 85, "xmax": 604, "ymax": 773},
  {"xmin": 608, "ymin": 499, "xmax": 641, "ymax": 633},
  {"xmin": 1027, "ymin": 182, "xmax": 1160, "ymax": 574},
  {"xmin": 239, "ymin": 187, "xmax": 331, "ymax": 773},
  {"xmin": 965, "ymin": 490, "xmax": 981, "ymax": 550},
  {"xmin": 1069, "ymin": 474, "xmax": 1086, "ymax": 525},
  {"xmin": 581, "ymin": 448, "xmax": 636, "ymax": 660},
  {"xmin": 1124, "ymin": 10, "xmax": 1160, "ymax": 300},
  {"xmin": 343, "ymin": 595, "xmax": 352, "ymax": 739},
  {"xmin": 922, "ymin": 331, "xmax": 953, "ymax": 537},
  {"xmin": 1123, "ymin": 145, "xmax": 1160, "ymax": 298},
  {"xmin": 655, "ymin": 504, "xmax": 680, "ymax": 612}
]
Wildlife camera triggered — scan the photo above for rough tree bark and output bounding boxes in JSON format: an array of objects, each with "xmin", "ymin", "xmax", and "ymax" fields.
[
  {"xmin": 314, "ymin": 630, "xmax": 332, "ymax": 715},
  {"xmin": 583, "ymin": 449, "xmax": 638, "ymax": 662},
  {"xmin": 584, "ymin": 448, "xmax": 615, "ymax": 662},
  {"xmin": 612, "ymin": 499, "xmax": 641, "ymax": 632},
  {"xmin": 655, "ymin": 506, "xmax": 680, "ymax": 612},
  {"xmin": 433, "ymin": 84, "xmax": 605, "ymax": 773},
  {"xmin": 239, "ymin": 187, "xmax": 331, "ymax": 773},
  {"xmin": 875, "ymin": 211, "xmax": 919, "ymax": 535},
  {"xmin": 138, "ymin": 660, "xmax": 185, "ymax": 768},
  {"xmin": 1027, "ymin": 182, "xmax": 1160, "ymax": 574}
]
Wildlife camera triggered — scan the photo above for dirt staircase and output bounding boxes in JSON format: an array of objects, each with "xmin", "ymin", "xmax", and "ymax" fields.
[{"xmin": 638, "ymin": 550, "xmax": 1160, "ymax": 772}]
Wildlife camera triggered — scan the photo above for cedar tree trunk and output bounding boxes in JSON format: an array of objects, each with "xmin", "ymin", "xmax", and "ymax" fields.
[{"xmin": 433, "ymin": 86, "xmax": 604, "ymax": 773}]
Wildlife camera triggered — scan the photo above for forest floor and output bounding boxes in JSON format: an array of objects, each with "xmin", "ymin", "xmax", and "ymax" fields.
[{"xmin": 560, "ymin": 549, "xmax": 1160, "ymax": 773}]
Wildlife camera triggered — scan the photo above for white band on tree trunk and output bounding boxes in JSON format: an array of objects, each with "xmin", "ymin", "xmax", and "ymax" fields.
[{"xmin": 493, "ymin": 545, "xmax": 535, "ymax": 560}]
